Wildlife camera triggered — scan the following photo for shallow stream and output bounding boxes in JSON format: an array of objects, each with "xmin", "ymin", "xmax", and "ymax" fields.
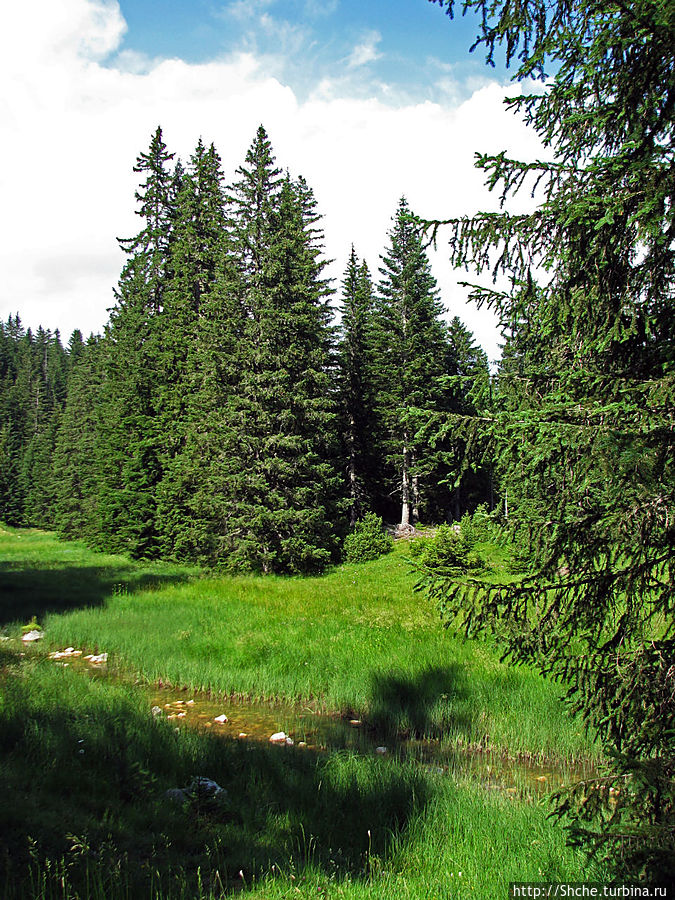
[{"xmin": 49, "ymin": 646, "xmax": 593, "ymax": 796}]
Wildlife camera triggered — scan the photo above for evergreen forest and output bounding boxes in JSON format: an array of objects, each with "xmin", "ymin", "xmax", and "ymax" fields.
[{"xmin": 0, "ymin": 126, "xmax": 489, "ymax": 574}]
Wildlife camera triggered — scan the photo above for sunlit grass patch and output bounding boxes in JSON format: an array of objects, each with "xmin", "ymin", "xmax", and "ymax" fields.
[{"xmin": 0, "ymin": 525, "xmax": 596, "ymax": 762}]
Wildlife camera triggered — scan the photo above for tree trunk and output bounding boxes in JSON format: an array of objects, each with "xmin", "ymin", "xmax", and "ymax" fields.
[
  {"xmin": 412, "ymin": 471, "xmax": 419, "ymax": 523},
  {"xmin": 400, "ymin": 430, "xmax": 411, "ymax": 527},
  {"xmin": 348, "ymin": 414, "xmax": 358, "ymax": 527}
]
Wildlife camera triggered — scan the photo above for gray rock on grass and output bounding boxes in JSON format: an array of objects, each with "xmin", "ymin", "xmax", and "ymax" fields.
[{"xmin": 165, "ymin": 777, "xmax": 228, "ymax": 805}]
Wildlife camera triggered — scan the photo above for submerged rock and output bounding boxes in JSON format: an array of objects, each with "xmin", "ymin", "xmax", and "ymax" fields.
[{"xmin": 49, "ymin": 647, "xmax": 83, "ymax": 660}]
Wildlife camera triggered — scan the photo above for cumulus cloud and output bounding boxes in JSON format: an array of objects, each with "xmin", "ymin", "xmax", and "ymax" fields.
[{"xmin": 0, "ymin": 0, "xmax": 543, "ymax": 359}]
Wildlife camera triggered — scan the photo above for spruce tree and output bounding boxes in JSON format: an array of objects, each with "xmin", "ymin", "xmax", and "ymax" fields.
[
  {"xmin": 422, "ymin": 0, "xmax": 675, "ymax": 878},
  {"xmin": 443, "ymin": 317, "xmax": 491, "ymax": 519},
  {"xmin": 372, "ymin": 197, "xmax": 449, "ymax": 529},
  {"xmin": 0, "ymin": 316, "xmax": 26, "ymax": 523},
  {"xmin": 221, "ymin": 131, "xmax": 339, "ymax": 573},
  {"xmin": 13, "ymin": 326, "xmax": 68, "ymax": 527},
  {"xmin": 52, "ymin": 336, "xmax": 105, "ymax": 541},
  {"xmin": 118, "ymin": 126, "xmax": 176, "ymax": 313},
  {"xmin": 97, "ymin": 127, "xmax": 175, "ymax": 557},
  {"xmin": 155, "ymin": 139, "xmax": 230, "ymax": 560},
  {"xmin": 337, "ymin": 247, "xmax": 379, "ymax": 525}
]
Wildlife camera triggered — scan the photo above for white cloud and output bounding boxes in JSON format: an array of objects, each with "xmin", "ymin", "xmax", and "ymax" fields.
[
  {"xmin": 224, "ymin": 0, "xmax": 277, "ymax": 24},
  {"xmin": 0, "ymin": 0, "xmax": 543, "ymax": 360},
  {"xmin": 304, "ymin": 0, "xmax": 339, "ymax": 16},
  {"xmin": 346, "ymin": 30, "xmax": 382, "ymax": 68}
]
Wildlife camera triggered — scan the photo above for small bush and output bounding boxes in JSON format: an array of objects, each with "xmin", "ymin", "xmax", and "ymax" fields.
[
  {"xmin": 408, "ymin": 524, "xmax": 489, "ymax": 576},
  {"xmin": 343, "ymin": 513, "xmax": 393, "ymax": 563},
  {"xmin": 459, "ymin": 504, "xmax": 500, "ymax": 547}
]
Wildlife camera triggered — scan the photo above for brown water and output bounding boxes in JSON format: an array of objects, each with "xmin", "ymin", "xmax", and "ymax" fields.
[{"xmin": 50, "ymin": 647, "xmax": 592, "ymax": 795}]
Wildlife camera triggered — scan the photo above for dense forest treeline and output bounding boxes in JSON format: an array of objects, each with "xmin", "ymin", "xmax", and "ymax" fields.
[{"xmin": 0, "ymin": 125, "xmax": 489, "ymax": 573}]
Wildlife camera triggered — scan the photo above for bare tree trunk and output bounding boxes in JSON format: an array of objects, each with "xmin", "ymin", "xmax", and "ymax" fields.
[
  {"xmin": 348, "ymin": 414, "xmax": 358, "ymax": 527},
  {"xmin": 400, "ymin": 430, "xmax": 411, "ymax": 527},
  {"xmin": 412, "ymin": 470, "xmax": 419, "ymax": 523}
]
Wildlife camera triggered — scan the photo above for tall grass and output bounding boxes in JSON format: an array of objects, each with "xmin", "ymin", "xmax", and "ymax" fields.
[
  {"xmin": 0, "ymin": 644, "xmax": 603, "ymax": 899},
  {"xmin": 0, "ymin": 526, "xmax": 606, "ymax": 898},
  {"xmin": 0, "ymin": 525, "xmax": 595, "ymax": 761}
]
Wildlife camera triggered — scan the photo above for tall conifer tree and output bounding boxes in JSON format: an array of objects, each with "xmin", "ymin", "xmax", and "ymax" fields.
[
  {"xmin": 98, "ymin": 127, "xmax": 175, "ymax": 556},
  {"xmin": 372, "ymin": 197, "xmax": 448, "ymax": 528},
  {"xmin": 220, "ymin": 130, "xmax": 339, "ymax": 572},
  {"xmin": 52, "ymin": 336, "xmax": 105, "ymax": 541},
  {"xmin": 156, "ymin": 139, "xmax": 230, "ymax": 559},
  {"xmin": 337, "ymin": 247, "xmax": 379, "ymax": 525}
]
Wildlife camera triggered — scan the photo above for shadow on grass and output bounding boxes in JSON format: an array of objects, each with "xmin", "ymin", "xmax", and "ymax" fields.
[
  {"xmin": 368, "ymin": 664, "xmax": 471, "ymax": 739},
  {"xmin": 0, "ymin": 562, "xmax": 190, "ymax": 627},
  {"xmin": 0, "ymin": 648, "xmax": 431, "ymax": 898}
]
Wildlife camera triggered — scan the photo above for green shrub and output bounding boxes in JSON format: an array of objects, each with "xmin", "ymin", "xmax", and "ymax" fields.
[
  {"xmin": 342, "ymin": 513, "xmax": 393, "ymax": 563},
  {"xmin": 408, "ymin": 524, "xmax": 490, "ymax": 576},
  {"xmin": 459, "ymin": 504, "xmax": 500, "ymax": 547}
]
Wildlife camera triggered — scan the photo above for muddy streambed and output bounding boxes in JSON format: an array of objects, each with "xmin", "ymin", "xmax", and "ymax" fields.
[{"xmin": 48, "ymin": 646, "xmax": 592, "ymax": 796}]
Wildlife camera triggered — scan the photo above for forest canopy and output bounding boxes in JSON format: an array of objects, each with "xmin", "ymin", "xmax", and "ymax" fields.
[{"xmin": 0, "ymin": 125, "xmax": 489, "ymax": 573}]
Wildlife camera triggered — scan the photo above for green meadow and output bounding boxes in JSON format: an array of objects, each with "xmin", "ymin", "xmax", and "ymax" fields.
[{"xmin": 0, "ymin": 526, "xmax": 605, "ymax": 898}]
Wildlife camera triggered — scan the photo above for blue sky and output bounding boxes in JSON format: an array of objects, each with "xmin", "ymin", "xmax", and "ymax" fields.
[
  {"xmin": 2, "ymin": 0, "xmax": 539, "ymax": 360},
  {"xmin": 113, "ymin": 0, "xmax": 506, "ymax": 97}
]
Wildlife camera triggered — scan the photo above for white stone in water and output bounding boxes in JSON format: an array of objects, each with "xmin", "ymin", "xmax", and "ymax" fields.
[
  {"xmin": 285, "ymin": 737, "xmax": 294, "ymax": 746},
  {"xmin": 269, "ymin": 731, "xmax": 287, "ymax": 743},
  {"xmin": 214, "ymin": 714, "xmax": 228, "ymax": 724},
  {"xmin": 375, "ymin": 746, "xmax": 387, "ymax": 754},
  {"xmin": 22, "ymin": 630, "xmax": 43, "ymax": 642}
]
